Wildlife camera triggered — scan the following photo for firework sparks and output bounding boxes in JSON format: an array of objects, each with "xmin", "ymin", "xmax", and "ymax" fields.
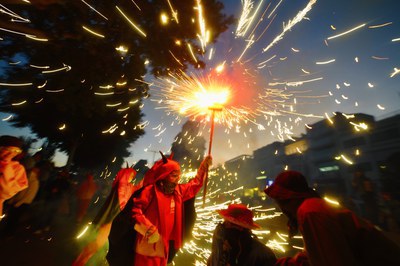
[
  {"xmin": 195, "ymin": 0, "xmax": 209, "ymax": 52},
  {"xmin": 327, "ymin": 23, "xmax": 366, "ymax": 40},
  {"xmin": 116, "ymin": 5, "xmax": 147, "ymax": 37},
  {"xmin": 262, "ymin": 0, "xmax": 317, "ymax": 53},
  {"xmin": 82, "ymin": 25, "xmax": 105, "ymax": 38}
]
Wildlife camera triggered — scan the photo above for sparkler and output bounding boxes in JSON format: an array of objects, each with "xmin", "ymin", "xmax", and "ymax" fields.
[
  {"xmin": 153, "ymin": 71, "xmax": 230, "ymax": 206},
  {"xmin": 203, "ymin": 103, "xmax": 223, "ymax": 207}
]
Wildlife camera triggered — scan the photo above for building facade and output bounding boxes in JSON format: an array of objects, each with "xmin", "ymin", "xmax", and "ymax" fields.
[{"xmin": 245, "ymin": 112, "xmax": 400, "ymax": 202}]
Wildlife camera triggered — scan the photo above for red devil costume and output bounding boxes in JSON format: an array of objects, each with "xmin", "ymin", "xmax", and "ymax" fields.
[
  {"xmin": 73, "ymin": 165, "xmax": 139, "ymax": 266},
  {"xmin": 131, "ymin": 152, "xmax": 212, "ymax": 266}
]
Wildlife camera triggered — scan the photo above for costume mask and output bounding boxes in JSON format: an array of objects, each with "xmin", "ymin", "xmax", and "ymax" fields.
[{"xmin": 156, "ymin": 179, "xmax": 177, "ymax": 195}]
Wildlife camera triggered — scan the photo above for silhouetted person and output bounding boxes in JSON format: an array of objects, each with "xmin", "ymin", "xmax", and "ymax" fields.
[
  {"xmin": 34, "ymin": 169, "xmax": 71, "ymax": 233},
  {"xmin": 2, "ymin": 160, "xmax": 40, "ymax": 235},
  {"xmin": 351, "ymin": 168, "xmax": 379, "ymax": 224},
  {"xmin": 207, "ymin": 204, "xmax": 276, "ymax": 266},
  {"xmin": 265, "ymin": 170, "xmax": 400, "ymax": 266}
]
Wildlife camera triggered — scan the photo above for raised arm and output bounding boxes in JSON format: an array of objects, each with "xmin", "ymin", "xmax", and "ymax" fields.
[{"xmin": 180, "ymin": 155, "xmax": 212, "ymax": 201}]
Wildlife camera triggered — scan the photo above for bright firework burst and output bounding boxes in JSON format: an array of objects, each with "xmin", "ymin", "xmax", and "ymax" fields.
[{"xmin": 146, "ymin": 0, "xmax": 399, "ymax": 159}]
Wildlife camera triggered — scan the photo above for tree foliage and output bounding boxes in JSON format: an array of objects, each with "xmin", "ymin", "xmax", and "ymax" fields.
[{"xmin": 0, "ymin": 1, "xmax": 234, "ymax": 168}]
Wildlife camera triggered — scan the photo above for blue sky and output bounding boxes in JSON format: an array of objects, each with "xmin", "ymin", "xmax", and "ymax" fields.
[{"xmin": 1, "ymin": 0, "xmax": 400, "ymax": 167}]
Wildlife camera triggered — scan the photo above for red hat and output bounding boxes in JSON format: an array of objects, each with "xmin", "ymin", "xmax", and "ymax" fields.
[
  {"xmin": 217, "ymin": 204, "xmax": 260, "ymax": 230},
  {"xmin": 264, "ymin": 170, "xmax": 318, "ymax": 200},
  {"xmin": 153, "ymin": 159, "xmax": 180, "ymax": 182},
  {"xmin": 143, "ymin": 152, "xmax": 180, "ymax": 186},
  {"xmin": 113, "ymin": 167, "xmax": 137, "ymax": 187}
]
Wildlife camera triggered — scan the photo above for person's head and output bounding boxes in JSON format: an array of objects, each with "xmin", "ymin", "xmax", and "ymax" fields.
[
  {"xmin": 217, "ymin": 203, "xmax": 260, "ymax": 230},
  {"xmin": 0, "ymin": 135, "xmax": 23, "ymax": 162},
  {"xmin": 154, "ymin": 153, "xmax": 181, "ymax": 184},
  {"xmin": 155, "ymin": 160, "xmax": 180, "ymax": 194},
  {"xmin": 264, "ymin": 171, "xmax": 319, "ymax": 236},
  {"xmin": 165, "ymin": 169, "xmax": 181, "ymax": 183},
  {"xmin": 113, "ymin": 165, "xmax": 137, "ymax": 187},
  {"xmin": 144, "ymin": 152, "xmax": 181, "ymax": 184},
  {"xmin": 143, "ymin": 152, "xmax": 180, "ymax": 194}
]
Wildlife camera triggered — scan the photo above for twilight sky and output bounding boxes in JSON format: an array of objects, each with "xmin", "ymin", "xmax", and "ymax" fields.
[
  {"xmin": 1, "ymin": 0, "xmax": 399, "ymax": 167},
  {"xmin": 129, "ymin": 0, "xmax": 400, "ymax": 166}
]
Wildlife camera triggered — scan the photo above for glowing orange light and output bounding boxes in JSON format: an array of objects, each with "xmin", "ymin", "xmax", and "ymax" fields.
[
  {"xmin": 192, "ymin": 89, "xmax": 229, "ymax": 112},
  {"xmin": 160, "ymin": 13, "xmax": 169, "ymax": 25}
]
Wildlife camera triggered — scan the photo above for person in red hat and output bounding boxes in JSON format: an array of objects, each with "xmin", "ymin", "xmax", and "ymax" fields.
[
  {"xmin": 0, "ymin": 135, "xmax": 28, "ymax": 219},
  {"xmin": 207, "ymin": 203, "xmax": 276, "ymax": 266},
  {"xmin": 130, "ymin": 152, "xmax": 212, "ymax": 266},
  {"xmin": 265, "ymin": 170, "xmax": 400, "ymax": 266}
]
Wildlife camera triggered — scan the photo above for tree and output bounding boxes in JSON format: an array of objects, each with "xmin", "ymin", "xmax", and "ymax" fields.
[
  {"xmin": 171, "ymin": 120, "xmax": 206, "ymax": 170},
  {"xmin": 0, "ymin": 1, "xmax": 234, "ymax": 169}
]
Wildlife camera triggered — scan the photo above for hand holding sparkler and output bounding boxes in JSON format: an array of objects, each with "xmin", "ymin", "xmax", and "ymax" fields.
[{"xmin": 199, "ymin": 155, "xmax": 213, "ymax": 174}]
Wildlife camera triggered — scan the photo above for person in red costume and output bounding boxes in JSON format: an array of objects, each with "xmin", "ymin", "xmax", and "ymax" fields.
[
  {"xmin": 72, "ymin": 165, "xmax": 140, "ymax": 266},
  {"xmin": 265, "ymin": 170, "xmax": 400, "ymax": 266},
  {"xmin": 0, "ymin": 135, "xmax": 28, "ymax": 220},
  {"xmin": 131, "ymin": 152, "xmax": 212, "ymax": 266}
]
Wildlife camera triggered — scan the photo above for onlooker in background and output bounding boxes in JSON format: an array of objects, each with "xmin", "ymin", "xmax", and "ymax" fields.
[
  {"xmin": 33, "ymin": 168, "xmax": 71, "ymax": 233},
  {"xmin": 56, "ymin": 169, "xmax": 73, "ymax": 217},
  {"xmin": 265, "ymin": 170, "xmax": 400, "ymax": 266},
  {"xmin": 1, "ymin": 158, "xmax": 40, "ymax": 235},
  {"xmin": 34, "ymin": 159, "xmax": 54, "ymax": 202},
  {"xmin": 351, "ymin": 168, "xmax": 379, "ymax": 224},
  {"xmin": 0, "ymin": 135, "xmax": 28, "ymax": 220},
  {"xmin": 75, "ymin": 172, "xmax": 97, "ymax": 223},
  {"xmin": 207, "ymin": 203, "xmax": 276, "ymax": 266}
]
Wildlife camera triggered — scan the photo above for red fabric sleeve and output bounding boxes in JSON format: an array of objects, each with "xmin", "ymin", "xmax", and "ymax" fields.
[
  {"xmin": 131, "ymin": 185, "xmax": 156, "ymax": 232},
  {"xmin": 179, "ymin": 164, "xmax": 207, "ymax": 201}
]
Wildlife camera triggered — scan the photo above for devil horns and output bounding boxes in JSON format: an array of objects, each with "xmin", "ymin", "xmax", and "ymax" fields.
[{"xmin": 159, "ymin": 151, "xmax": 174, "ymax": 164}]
